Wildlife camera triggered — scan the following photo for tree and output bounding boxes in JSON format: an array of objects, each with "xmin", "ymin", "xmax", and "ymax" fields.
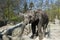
[
  {"xmin": 29, "ymin": 2, "xmax": 34, "ymax": 10},
  {"xmin": 55, "ymin": 0, "xmax": 60, "ymax": 19},
  {"xmin": 0, "ymin": 0, "xmax": 25, "ymax": 24},
  {"xmin": 23, "ymin": 0, "xmax": 28, "ymax": 13},
  {"xmin": 45, "ymin": 0, "xmax": 60, "ymax": 21},
  {"xmin": 0, "ymin": 0, "xmax": 6, "ymax": 20},
  {"xmin": 37, "ymin": 0, "xmax": 43, "ymax": 9}
]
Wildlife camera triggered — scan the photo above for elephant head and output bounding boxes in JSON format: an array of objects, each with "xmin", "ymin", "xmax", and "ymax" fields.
[
  {"xmin": 19, "ymin": 9, "xmax": 42, "ymax": 25},
  {"xmin": 19, "ymin": 11, "xmax": 36, "ymax": 24}
]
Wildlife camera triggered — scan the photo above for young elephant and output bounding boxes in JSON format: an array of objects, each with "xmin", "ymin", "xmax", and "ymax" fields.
[
  {"xmin": 19, "ymin": 9, "xmax": 49, "ymax": 40},
  {"xmin": 28, "ymin": 9, "xmax": 49, "ymax": 40}
]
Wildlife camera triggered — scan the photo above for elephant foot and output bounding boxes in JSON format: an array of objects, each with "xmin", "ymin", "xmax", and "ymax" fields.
[
  {"xmin": 36, "ymin": 34, "xmax": 38, "ymax": 37},
  {"xmin": 30, "ymin": 34, "xmax": 38, "ymax": 39},
  {"xmin": 30, "ymin": 34, "xmax": 35, "ymax": 39},
  {"xmin": 35, "ymin": 32, "xmax": 38, "ymax": 36}
]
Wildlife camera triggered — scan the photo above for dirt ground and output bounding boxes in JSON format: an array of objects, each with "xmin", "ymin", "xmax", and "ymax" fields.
[
  {"xmin": 0, "ymin": 22, "xmax": 60, "ymax": 40},
  {"xmin": 22, "ymin": 23, "xmax": 60, "ymax": 40}
]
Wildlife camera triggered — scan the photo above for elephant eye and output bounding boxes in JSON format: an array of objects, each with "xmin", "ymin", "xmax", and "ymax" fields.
[{"xmin": 29, "ymin": 16, "xmax": 32, "ymax": 18}]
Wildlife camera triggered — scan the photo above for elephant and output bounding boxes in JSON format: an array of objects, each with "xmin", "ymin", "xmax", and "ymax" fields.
[
  {"xmin": 19, "ymin": 9, "xmax": 49, "ymax": 40},
  {"xmin": 29, "ymin": 9, "xmax": 49, "ymax": 40}
]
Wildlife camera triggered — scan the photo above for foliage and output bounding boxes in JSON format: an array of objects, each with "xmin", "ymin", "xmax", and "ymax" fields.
[
  {"xmin": 10, "ymin": 16, "xmax": 24, "ymax": 22},
  {"xmin": 29, "ymin": 2, "xmax": 34, "ymax": 10},
  {"xmin": 23, "ymin": 1, "xmax": 28, "ymax": 13},
  {"xmin": 45, "ymin": 5, "xmax": 60, "ymax": 21},
  {"xmin": 0, "ymin": 0, "xmax": 60, "ymax": 23},
  {"xmin": 0, "ymin": 0, "xmax": 24, "ymax": 24},
  {"xmin": 44, "ymin": 0, "xmax": 60, "ymax": 21}
]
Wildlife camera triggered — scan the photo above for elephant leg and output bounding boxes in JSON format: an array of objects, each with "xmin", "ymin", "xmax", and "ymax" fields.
[
  {"xmin": 43, "ymin": 23, "xmax": 48, "ymax": 37},
  {"xmin": 43, "ymin": 24, "xmax": 45, "ymax": 37},
  {"xmin": 43, "ymin": 25, "xmax": 46, "ymax": 37},
  {"xmin": 46, "ymin": 24, "xmax": 50, "ymax": 38},
  {"xmin": 36, "ymin": 30, "xmax": 38, "ymax": 36},
  {"xmin": 38, "ymin": 24, "xmax": 43, "ymax": 40},
  {"xmin": 30, "ymin": 23, "xmax": 36, "ymax": 38},
  {"xmin": 35, "ymin": 25, "xmax": 38, "ymax": 36}
]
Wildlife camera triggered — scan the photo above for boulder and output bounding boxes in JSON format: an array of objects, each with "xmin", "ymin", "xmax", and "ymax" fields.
[
  {"xmin": 0, "ymin": 20, "xmax": 8, "ymax": 27},
  {"xmin": 1, "ymin": 22, "xmax": 31, "ymax": 40}
]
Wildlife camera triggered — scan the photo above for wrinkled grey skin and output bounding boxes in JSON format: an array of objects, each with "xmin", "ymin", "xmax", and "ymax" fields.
[
  {"xmin": 19, "ymin": 10, "xmax": 49, "ymax": 40},
  {"xmin": 24, "ymin": 10, "xmax": 49, "ymax": 40}
]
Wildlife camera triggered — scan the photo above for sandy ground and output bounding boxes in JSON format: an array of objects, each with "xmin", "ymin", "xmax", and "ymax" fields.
[
  {"xmin": 0, "ymin": 23, "xmax": 60, "ymax": 40},
  {"xmin": 22, "ymin": 23, "xmax": 60, "ymax": 40},
  {"xmin": 49, "ymin": 24, "xmax": 60, "ymax": 40}
]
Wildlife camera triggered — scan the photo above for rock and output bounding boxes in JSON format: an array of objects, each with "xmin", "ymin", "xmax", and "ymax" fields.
[
  {"xmin": 0, "ymin": 32, "xmax": 3, "ymax": 40},
  {"xmin": 2, "ymin": 22, "xmax": 29, "ymax": 40},
  {"xmin": 12, "ymin": 36, "xmax": 24, "ymax": 40},
  {"xmin": 23, "ymin": 24, "xmax": 31, "ymax": 35},
  {"xmin": 2, "ymin": 35, "xmax": 10, "ymax": 40},
  {"xmin": 12, "ymin": 27, "xmax": 23, "ymax": 37},
  {"xmin": 0, "ymin": 38, "xmax": 2, "ymax": 40},
  {"xmin": 1, "ymin": 22, "xmax": 32, "ymax": 40},
  {"xmin": 0, "ymin": 20, "xmax": 8, "ymax": 27}
]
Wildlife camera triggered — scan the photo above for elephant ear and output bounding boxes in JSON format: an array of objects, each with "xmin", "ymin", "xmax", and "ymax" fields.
[{"xmin": 34, "ymin": 11, "xmax": 41, "ymax": 20}]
